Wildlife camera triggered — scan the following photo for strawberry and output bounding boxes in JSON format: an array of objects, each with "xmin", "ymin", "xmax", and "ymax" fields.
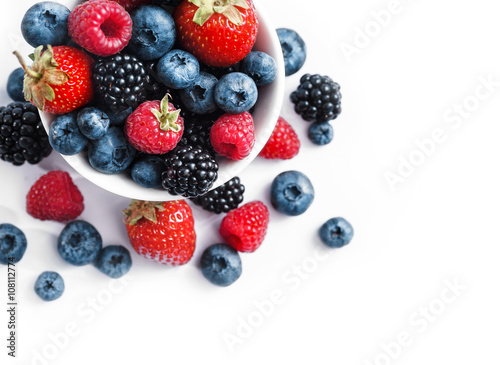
[
  {"xmin": 125, "ymin": 94, "xmax": 184, "ymax": 154},
  {"xmin": 123, "ymin": 200, "xmax": 196, "ymax": 265},
  {"xmin": 219, "ymin": 201, "xmax": 269, "ymax": 253},
  {"xmin": 14, "ymin": 45, "xmax": 94, "ymax": 115},
  {"xmin": 26, "ymin": 170, "xmax": 84, "ymax": 222},
  {"xmin": 259, "ymin": 117, "xmax": 300, "ymax": 160},
  {"xmin": 173, "ymin": 0, "xmax": 258, "ymax": 67},
  {"xmin": 68, "ymin": 0, "xmax": 133, "ymax": 57}
]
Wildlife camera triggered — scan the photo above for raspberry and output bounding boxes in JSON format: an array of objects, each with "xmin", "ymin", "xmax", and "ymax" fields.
[
  {"xmin": 210, "ymin": 112, "xmax": 255, "ymax": 160},
  {"xmin": 219, "ymin": 201, "xmax": 269, "ymax": 253},
  {"xmin": 259, "ymin": 116, "xmax": 300, "ymax": 160},
  {"xmin": 68, "ymin": 0, "xmax": 132, "ymax": 57},
  {"xmin": 26, "ymin": 171, "xmax": 84, "ymax": 222}
]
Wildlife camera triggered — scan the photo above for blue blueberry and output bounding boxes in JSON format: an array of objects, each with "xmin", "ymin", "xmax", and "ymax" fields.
[
  {"xmin": 95, "ymin": 245, "xmax": 132, "ymax": 278},
  {"xmin": 21, "ymin": 1, "xmax": 71, "ymax": 48},
  {"xmin": 271, "ymin": 170, "xmax": 314, "ymax": 216},
  {"xmin": 240, "ymin": 51, "xmax": 277, "ymax": 86},
  {"xmin": 7, "ymin": 68, "xmax": 25, "ymax": 102},
  {"xmin": 319, "ymin": 217, "xmax": 354, "ymax": 248},
  {"xmin": 128, "ymin": 5, "xmax": 176, "ymax": 61},
  {"xmin": 77, "ymin": 107, "xmax": 110, "ymax": 140},
  {"xmin": 151, "ymin": 0, "xmax": 183, "ymax": 5},
  {"xmin": 214, "ymin": 72, "xmax": 258, "ymax": 114},
  {"xmin": 308, "ymin": 122, "xmax": 334, "ymax": 145},
  {"xmin": 276, "ymin": 28, "xmax": 307, "ymax": 76},
  {"xmin": 0, "ymin": 224, "xmax": 27, "ymax": 265},
  {"xmin": 58, "ymin": 220, "xmax": 102, "ymax": 266},
  {"xmin": 179, "ymin": 72, "xmax": 218, "ymax": 114},
  {"xmin": 88, "ymin": 127, "xmax": 136, "ymax": 174},
  {"xmin": 131, "ymin": 155, "xmax": 167, "ymax": 188},
  {"xmin": 48, "ymin": 112, "xmax": 88, "ymax": 155},
  {"xmin": 156, "ymin": 49, "xmax": 200, "ymax": 89},
  {"xmin": 108, "ymin": 107, "xmax": 133, "ymax": 126},
  {"xmin": 34, "ymin": 271, "xmax": 64, "ymax": 301},
  {"xmin": 201, "ymin": 243, "xmax": 242, "ymax": 287}
]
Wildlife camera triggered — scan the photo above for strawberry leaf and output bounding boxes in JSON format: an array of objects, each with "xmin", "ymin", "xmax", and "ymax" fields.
[{"xmin": 221, "ymin": 5, "xmax": 244, "ymax": 25}]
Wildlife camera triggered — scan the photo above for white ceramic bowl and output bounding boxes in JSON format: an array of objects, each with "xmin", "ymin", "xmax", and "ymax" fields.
[{"xmin": 41, "ymin": 0, "xmax": 285, "ymax": 201}]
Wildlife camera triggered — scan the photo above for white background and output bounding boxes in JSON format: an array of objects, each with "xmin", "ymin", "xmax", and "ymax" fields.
[{"xmin": 1, "ymin": 0, "xmax": 499, "ymax": 364}]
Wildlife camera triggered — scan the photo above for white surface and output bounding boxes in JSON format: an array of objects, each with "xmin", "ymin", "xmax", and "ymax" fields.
[{"xmin": 1, "ymin": 0, "xmax": 499, "ymax": 364}]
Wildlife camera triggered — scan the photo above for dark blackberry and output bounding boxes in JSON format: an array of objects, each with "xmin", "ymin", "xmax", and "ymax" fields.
[
  {"xmin": 0, "ymin": 102, "xmax": 51, "ymax": 166},
  {"xmin": 92, "ymin": 53, "xmax": 148, "ymax": 115},
  {"xmin": 151, "ymin": 0, "xmax": 183, "ymax": 5},
  {"xmin": 290, "ymin": 73, "xmax": 342, "ymax": 123},
  {"xmin": 191, "ymin": 177, "xmax": 245, "ymax": 214},
  {"xmin": 162, "ymin": 145, "xmax": 219, "ymax": 198},
  {"xmin": 178, "ymin": 117, "xmax": 216, "ymax": 156}
]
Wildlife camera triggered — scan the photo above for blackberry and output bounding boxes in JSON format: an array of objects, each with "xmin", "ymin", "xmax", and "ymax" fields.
[
  {"xmin": 92, "ymin": 53, "xmax": 149, "ymax": 116},
  {"xmin": 142, "ymin": 60, "xmax": 178, "ymax": 102},
  {"xmin": 191, "ymin": 177, "xmax": 245, "ymax": 214},
  {"xmin": 0, "ymin": 102, "xmax": 51, "ymax": 166},
  {"xmin": 290, "ymin": 74, "xmax": 342, "ymax": 123},
  {"xmin": 178, "ymin": 117, "xmax": 216, "ymax": 156},
  {"xmin": 162, "ymin": 145, "xmax": 219, "ymax": 198}
]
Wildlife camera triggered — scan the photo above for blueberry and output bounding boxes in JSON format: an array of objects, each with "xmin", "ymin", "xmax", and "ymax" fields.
[
  {"xmin": 200, "ymin": 243, "xmax": 242, "ymax": 287},
  {"xmin": 308, "ymin": 122, "xmax": 334, "ymax": 145},
  {"xmin": 7, "ymin": 68, "xmax": 25, "ymax": 102},
  {"xmin": 34, "ymin": 271, "xmax": 64, "ymax": 301},
  {"xmin": 319, "ymin": 217, "xmax": 354, "ymax": 248},
  {"xmin": 131, "ymin": 155, "xmax": 167, "ymax": 188},
  {"xmin": 156, "ymin": 49, "xmax": 200, "ymax": 89},
  {"xmin": 276, "ymin": 28, "xmax": 307, "ymax": 76},
  {"xmin": 128, "ymin": 5, "xmax": 176, "ymax": 61},
  {"xmin": 48, "ymin": 112, "xmax": 88, "ymax": 155},
  {"xmin": 76, "ymin": 107, "xmax": 110, "ymax": 140},
  {"xmin": 88, "ymin": 127, "xmax": 136, "ymax": 174},
  {"xmin": 0, "ymin": 224, "xmax": 27, "ymax": 265},
  {"xmin": 214, "ymin": 72, "xmax": 258, "ymax": 114},
  {"xmin": 95, "ymin": 245, "xmax": 132, "ymax": 278},
  {"xmin": 58, "ymin": 220, "xmax": 102, "ymax": 266},
  {"xmin": 179, "ymin": 72, "xmax": 218, "ymax": 114},
  {"xmin": 21, "ymin": 1, "xmax": 71, "ymax": 48},
  {"xmin": 271, "ymin": 170, "xmax": 314, "ymax": 216},
  {"xmin": 240, "ymin": 51, "xmax": 277, "ymax": 86}
]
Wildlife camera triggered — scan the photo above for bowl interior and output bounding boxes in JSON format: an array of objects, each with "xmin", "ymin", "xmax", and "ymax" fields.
[{"xmin": 41, "ymin": 0, "xmax": 285, "ymax": 200}]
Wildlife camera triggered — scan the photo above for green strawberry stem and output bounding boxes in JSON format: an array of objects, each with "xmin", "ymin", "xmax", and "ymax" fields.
[
  {"xmin": 151, "ymin": 94, "xmax": 182, "ymax": 133},
  {"xmin": 13, "ymin": 45, "xmax": 69, "ymax": 111},
  {"xmin": 123, "ymin": 200, "xmax": 165, "ymax": 225},
  {"xmin": 189, "ymin": 0, "xmax": 250, "ymax": 26}
]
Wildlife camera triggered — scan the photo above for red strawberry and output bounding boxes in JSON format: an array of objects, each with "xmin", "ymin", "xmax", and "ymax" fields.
[
  {"xmin": 219, "ymin": 201, "xmax": 269, "ymax": 253},
  {"xmin": 111, "ymin": 0, "xmax": 151, "ymax": 12},
  {"xmin": 125, "ymin": 94, "xmax": 184, "ymax": 154},
  {"xmin": 173, "ymin": 0, "xmax": 258, "ymax": 67},
  {"xmin": 210, "ymin": 112, "xmax": 255, "ymax": 160},
  {"xmin": 123, "ymin": 200, "xmax": 196, "ymax": 265},
  {"xmin": 26, "ymin": 171, "xmax": 84, "ymax": 222},
  {"xmin": 259, "ymin": 117, "xmax": 300, "ymax": 160},
  {"xmin": 68, "ymin": 0, "xmax": 133, "ymax": 57},
  {"xmin": 14, "ymin": 45, "xmax": 93, "ymax": 115}
]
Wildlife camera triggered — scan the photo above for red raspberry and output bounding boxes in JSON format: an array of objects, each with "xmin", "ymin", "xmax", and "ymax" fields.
[
  {"xmin": 111, "ymin": 0, "xmax": 151, "ymax": 12},
  {"xmin": 68, "ymin": 0, "xmax": 133, "ymax": 57},
  {"xmin": 210, "ymin": 112, "xmax": 255, "ymax": 160},
  {"xmin": 259, "ymin": 117, "xmax": 300, "ymax": 159},
  {"xmin": 219, "ymin": 201, "xmax": 269, "ymax": 253},
  {"xmin": 26, "ymin": 171, "xmax": 84, "ymax": 222}
]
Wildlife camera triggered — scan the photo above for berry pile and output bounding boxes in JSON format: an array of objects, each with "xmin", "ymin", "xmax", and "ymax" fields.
[
  {"xmin": 0, "ymin": 1, "xmax": 355, "ymax": 296},
  {"xmin": 9, "ymin": 0, "xmax": 278, "ymax": 198}
]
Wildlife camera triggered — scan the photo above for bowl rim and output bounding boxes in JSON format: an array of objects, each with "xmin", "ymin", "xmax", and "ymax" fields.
[{"xmin": 40, "ymin": 0, "xmax": 285, "ymax": 201}]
